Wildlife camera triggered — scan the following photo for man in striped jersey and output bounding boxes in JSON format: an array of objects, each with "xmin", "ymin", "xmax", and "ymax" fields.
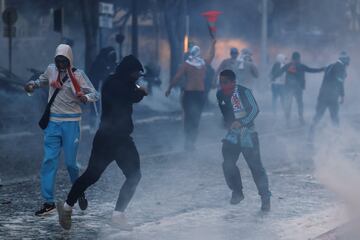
[{"xmin": 216, "ymin": 69, "xmax": 271, "ymax": 211}]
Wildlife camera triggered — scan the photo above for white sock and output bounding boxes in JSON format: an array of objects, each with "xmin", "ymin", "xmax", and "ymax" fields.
[
  {"xmin": 63, "ymin": 202, "xmax": 73, "ymax": 211},
  {"xmin": 112, "ymin": 211, "xmax": 124, "ymax": 217}
]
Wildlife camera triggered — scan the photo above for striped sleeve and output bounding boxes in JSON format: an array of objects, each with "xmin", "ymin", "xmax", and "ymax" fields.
[{"xmin": 239, "ymin": 89, "xmax": 259, "ymax": 125}]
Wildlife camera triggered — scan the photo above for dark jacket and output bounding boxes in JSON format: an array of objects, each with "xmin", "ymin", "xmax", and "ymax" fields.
[
  {"xmin": 277, "ymin": 62, "xmax": 324, "ymax": 90},
  {"xmin": 99, "ymin": 55, "xmax": 146, "ymax": 136},
  {"xmin": 318, "ymin": 61, "xmax": 347, "ymax": 101},
  {"xmin": 216, "ymin": 85, "xmax": 259, "ymax": 128}
]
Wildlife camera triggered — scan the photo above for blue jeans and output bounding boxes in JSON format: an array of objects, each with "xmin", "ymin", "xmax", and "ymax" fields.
[{"xmin": 41, "ymin": 121, "xmax": 80, "ymax": 203}]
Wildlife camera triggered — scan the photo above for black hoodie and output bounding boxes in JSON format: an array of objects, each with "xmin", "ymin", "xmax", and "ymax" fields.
[{"xmin": 99, "ymin": 55, "xmax": 146, "ymax": 136}]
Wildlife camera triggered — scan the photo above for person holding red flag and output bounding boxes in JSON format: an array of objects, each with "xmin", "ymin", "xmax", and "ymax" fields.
[
  {"xmin": 24, "ymin": 44, "xmax": 99, "ymax": 216},
  {"xmin": 165, "ymin": 40, "xmax": 216, "ymax": 150}
]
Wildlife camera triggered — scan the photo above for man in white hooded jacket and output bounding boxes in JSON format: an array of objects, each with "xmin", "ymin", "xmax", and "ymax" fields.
[{"xmin": 25, "ymin": 44, "xmax": 99, "ymax": 216}]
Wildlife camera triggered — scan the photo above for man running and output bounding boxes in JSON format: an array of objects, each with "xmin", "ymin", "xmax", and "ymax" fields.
[{"xmin": 57, "ymin": 55, "xmax": 147, "ymax": 231}]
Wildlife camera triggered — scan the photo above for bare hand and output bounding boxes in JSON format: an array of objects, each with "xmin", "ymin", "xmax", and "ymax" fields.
[
  {"xmin": 231, "ymin": 121, "xmax": 242, "ymax": 129},
  {"xmin": 24, "ymin": 82, "xmax": 35, "ymax": 93}
]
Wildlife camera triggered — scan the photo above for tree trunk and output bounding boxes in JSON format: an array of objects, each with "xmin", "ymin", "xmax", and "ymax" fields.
[
  {"xmin": 158, "ymin": 0, "xmax": 186, "ymax": 79},
  {"xmin": 80, "ymin": 0, "xmax": 99, "ymax": 72}
]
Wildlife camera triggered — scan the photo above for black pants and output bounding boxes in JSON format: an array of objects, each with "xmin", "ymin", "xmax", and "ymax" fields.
[
  {"xmin": 221, "ymin": 132, "xmax": 271, "ymax": 198},
  {"xmin": 271, "ymin": 84, "xmax": 285, "ymax": 115},
  {"xmin": 310, "ymin": 98, "xmax": 340, "ymax": 131},
  {"xmin": 66, "ymin": 130, "xmax": 141, "ymax": 212},
  {"xmin": 284, "ymin": 86, "xmax": 304, "ymax": 122},
  {"xmin": 182, "ymin": 91, "xmax": 205, "ymax": 148}
]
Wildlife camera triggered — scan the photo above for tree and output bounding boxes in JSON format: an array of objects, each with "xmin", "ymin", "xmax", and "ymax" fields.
[
  {"xmin": 157, "ymin": 0, "xmax": 186, "ymax": 78},
  {"xmin": 80, "ymin": 0, "xmax": 99, "ymax": 72}
]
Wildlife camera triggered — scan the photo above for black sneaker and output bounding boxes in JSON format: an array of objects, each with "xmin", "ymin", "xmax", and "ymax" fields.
[
  {"xmin": 261, "ymin": 197, "xmax": 271, "ymax": 212},
  {"xmin": 230, "ymin": 191, "xmax": 244, "ymax": 205},
  {"xmin": 35, "ymin": 202, "xmax": 56, "ymax": 216},
  {"xmin": 78, "ymin": 193, "xmax": 88, "ymax": 211}
]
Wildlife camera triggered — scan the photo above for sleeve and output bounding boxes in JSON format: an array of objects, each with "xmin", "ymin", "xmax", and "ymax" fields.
[
  {"xmin": 77, "ymin": 70, "xmax": 100, "ymax": 102},
  {"xmin": 33, "ymin": 65, "xmax": 51, "ymax": 88},
  {"xmin": 238, "ymin": 89, "xmax": 259, "ymax": 126},
  {"xmin": 302, "ymin": 64, "xmax": 325, "ymax": 73},
  {"xmin": 273, "ymin": 63, "xmax": 288, "ymax": 78},
  {"xmin": 169, "ymin": 63, "xmax": 186, "ymax": 87}
]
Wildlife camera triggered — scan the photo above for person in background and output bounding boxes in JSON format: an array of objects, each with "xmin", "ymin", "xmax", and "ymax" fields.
[
  {"xmin": 216, "ymin": 69, "xmax": 271, "ymax": 211},
  {"xmin": 309, "ymin": 51, "xmax": 350, "ymax": 134},
  {"xmin": 88, "ymin": 47, "xmax": 117, "ymax": 128},
  {"xmin": 165, "ymin": 40, "xmax": 216, "ymax": 151},
  {"xmin": 275, "ymin": 51, "xmax": 325, "ymax": 127},
  {"xmin": 270, "ymin": 54, "xmax": 287, "ymax": 116},
  {"xmin": 216, "ymin": 48, "xmax": 240, "ymax": 85},
  {"xmin": 237, "ymin": 48, "xmax": 259, "ymax": 90},
  {"xmin": 24, "ymin": 44, "xmax": 99, "ymax": 216}
]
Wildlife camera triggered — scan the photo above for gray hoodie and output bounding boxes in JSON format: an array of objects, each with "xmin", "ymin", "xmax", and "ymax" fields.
[{"xmin": 32, "ymin": 44, "xmax": 99, "ymax": 121}]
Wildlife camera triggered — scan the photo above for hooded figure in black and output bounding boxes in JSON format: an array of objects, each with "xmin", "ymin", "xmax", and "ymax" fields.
[
  {"xmin": 309, "ymin": 52, "xmax": 350, "ymax": 135},
  {"xmin": 57, "ymin": 55, "xmax": 147, "ymax": 231}
]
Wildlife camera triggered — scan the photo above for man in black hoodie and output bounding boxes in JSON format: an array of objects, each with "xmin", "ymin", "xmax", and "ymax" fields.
[
  {"xmin": 276, "ymin": 52, "xmax": 324, "ymax": 126},
  {"xmin": 310, "ymin": 52, "xmax": 350, "ymax": 132},
  {"xmin": 57, "ymin": 55, "xmax": 147, "ymax": 231}
]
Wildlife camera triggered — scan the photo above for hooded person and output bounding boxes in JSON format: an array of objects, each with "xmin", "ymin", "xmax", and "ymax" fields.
[
  {"xmin": 88, "ymin": 47, "xmax": 118, "ymax": 128},
  {"xmin": 270, "ymin": 54, "xmax": 287, "ymax": 115},
  {"xmin": 165, "ymin": 40, "xmax": 216, "ymax": 150},
  {"xmin": 24, "ymin": 44, "xmax": 99, "ymax": 216},
  {"xmin": 56, "ymin": 55, "xmax": 147, "ymax": 231},
  {"xmin": 275, "ymin": 51, "xmax": 325, "ymax": 126},
  {"xmin": 309, "ymin": 51, "xmax": 350, "ymax": 135}
]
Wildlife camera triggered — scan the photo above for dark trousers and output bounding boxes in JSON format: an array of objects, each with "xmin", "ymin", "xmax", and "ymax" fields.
[
  {"xmin": 66, "ymin": 130, "xmax": 141, "ymax": 212},
  {"xmin": 222, "ymin": 132, "xmax": 271, "ymax": 198},
  {"xmin": 311, "ymin": 98, "xmax": 340, "ymax": 130},
  {"xmin": 182, "ymin": 91, "xmax": 205, "ymax": 148},
  {"xmin": 271, "ymin": 84, "xmax": 285, "ymax": 115},
  {"xmin": 284, "ymin": 86, "xmax": 304, "ymax": 122}
]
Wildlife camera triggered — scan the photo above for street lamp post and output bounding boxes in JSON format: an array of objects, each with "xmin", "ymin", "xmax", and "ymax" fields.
[{"xmin": 261, "ymin": 0, "xmax": 268, "ymax": 82}]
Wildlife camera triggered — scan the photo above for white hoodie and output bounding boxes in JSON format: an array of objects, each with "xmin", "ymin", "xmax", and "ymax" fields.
[{"xmin": 33, "ymin": 44, "xmax": 99, "ymax": 121}]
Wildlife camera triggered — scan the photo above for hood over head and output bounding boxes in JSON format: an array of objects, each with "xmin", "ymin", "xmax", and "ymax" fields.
[
  {"xmin": 114, "ymin": 55, "xmax": 144, "ymax": 78},
  {"xmin": 55, "ymin": 44, "xmax": 74, "ymax": 66}
]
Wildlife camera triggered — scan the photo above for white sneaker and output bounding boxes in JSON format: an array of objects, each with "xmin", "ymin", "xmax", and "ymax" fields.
[{"xmin": 110, "ymin": 211, "xmax": 133, "ymax": 231}]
